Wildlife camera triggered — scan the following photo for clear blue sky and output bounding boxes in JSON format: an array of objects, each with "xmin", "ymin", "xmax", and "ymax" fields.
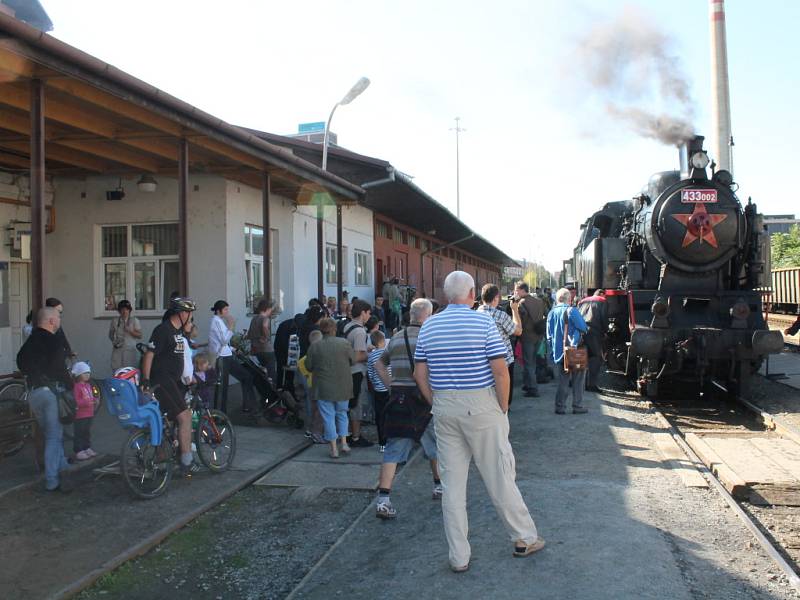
[{"xmin": 41, "ymin": 0, "xmax": 800, "ymax": 270}]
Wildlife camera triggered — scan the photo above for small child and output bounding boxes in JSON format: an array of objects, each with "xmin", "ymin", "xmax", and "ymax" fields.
[
  {"xmin": 71, "ymin": 361, "xmax": 99, "ymax": 460},
  {"xmin": 192, "ymin": 353, "xmax": 217, "ymax": 409},
  {"xmin": 367, "ymin": 330, "xmax": 390, "ymax": 446}
]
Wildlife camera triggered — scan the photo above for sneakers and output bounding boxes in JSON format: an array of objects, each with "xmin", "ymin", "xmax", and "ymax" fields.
[
  {"xmin": 180, "ymin": 461, "xmax": 200, "ymax": 478},
  {"xmin": 554, "ymin": 408, "xmax": 566, "ymax": 415},
  {"xmin": 75, "ymin": 450, "xmax": 91, "ymax": 461},
  {"xmin": 86, "ymin": 448, "xmax": 98, "ymax": 458},
  {"xmin": 432, "ymin": 483, "xmax": 443, "ymax": 499},
  {"xmin": 349, "ymin": 436, "xmax": 374, "ymax": 448},
  {"xmin": 376, "ymin": 500, "xmax": 397, "ymax": 519}
]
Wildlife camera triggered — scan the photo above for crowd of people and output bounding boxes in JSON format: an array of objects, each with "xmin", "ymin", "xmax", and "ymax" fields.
[{"xmin": 15, "ymin": 273, "xmax": 608, "ymax": 571}]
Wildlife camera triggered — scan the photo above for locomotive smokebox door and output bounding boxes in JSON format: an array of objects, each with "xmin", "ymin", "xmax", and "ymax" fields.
[{"xmin": 649, "ymin": 181, "xmax": 742, "ymax": 274}]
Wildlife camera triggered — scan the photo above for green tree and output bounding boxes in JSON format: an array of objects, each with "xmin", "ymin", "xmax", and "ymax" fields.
[{"xmin": 771, "ymin": 224, "xmax": 800, "ymax": 268}]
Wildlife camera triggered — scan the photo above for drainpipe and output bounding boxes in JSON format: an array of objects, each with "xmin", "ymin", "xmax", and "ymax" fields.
[
  {"xmin": 420, "ymin": 234, "xmax": 475, "ymax": 299},
  {"xmin": 361, "ymin": 167, "xmax": 396, "ymax": 189}
]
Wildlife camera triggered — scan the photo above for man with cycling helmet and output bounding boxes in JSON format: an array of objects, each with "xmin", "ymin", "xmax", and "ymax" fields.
[{"xmin": 141, "ymin": 297, "xmax": 198, "ymax": 477}]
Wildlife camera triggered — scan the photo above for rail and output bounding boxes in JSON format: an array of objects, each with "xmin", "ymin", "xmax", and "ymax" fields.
[{"xmin": 646, "ymin": 392, "xmax": 800, "ymax": 594}]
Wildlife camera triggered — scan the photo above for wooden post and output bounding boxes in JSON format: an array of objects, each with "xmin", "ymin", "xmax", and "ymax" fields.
[
  {"xmin": 336, "ymin": 204, "xmax": 343, "ymax": 308},
  {"xmin": 178, "ymin": 138, "xmax": 189, "ymax": 296},
  {"xmin": 29, "ymin": 79, "xmax": 45, "ymax": 313},
  {"xmin": 317, "ymin": 202, "xmax": 324, "ymax": 302},
  {"xmin": 262, "ymin": 171, "xmax": 271, "ymax": 301}
]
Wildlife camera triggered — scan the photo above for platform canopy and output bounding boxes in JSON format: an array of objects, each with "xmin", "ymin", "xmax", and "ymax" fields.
[{"xmin": 0, "ymin": 13, "xmax": 362, "ymax": 203}]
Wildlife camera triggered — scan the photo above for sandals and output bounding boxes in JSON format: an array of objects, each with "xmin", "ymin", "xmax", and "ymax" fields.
[{"xmin": 513, "ymin": 537, "xmax": 546, "ymax": 557}]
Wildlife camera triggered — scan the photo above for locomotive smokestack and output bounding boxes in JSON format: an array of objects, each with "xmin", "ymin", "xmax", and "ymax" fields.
[
  {"xmin": 710, "ymin": 0, "xmax": 733, "ymax": 173},
  {"xmin": 679, "ymin": 135, "xmax": 707, "ymax": 179}
]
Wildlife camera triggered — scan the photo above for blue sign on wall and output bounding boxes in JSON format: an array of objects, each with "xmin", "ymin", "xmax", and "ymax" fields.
[{"xmin": 298, "ymin": 122, "xmax": 325, "ymax": 134}]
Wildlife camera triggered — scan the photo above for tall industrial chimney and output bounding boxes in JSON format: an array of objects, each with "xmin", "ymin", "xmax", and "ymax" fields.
[{"xmin": 710, "ymin": 0, "xmax": 732, "ymax": 173}]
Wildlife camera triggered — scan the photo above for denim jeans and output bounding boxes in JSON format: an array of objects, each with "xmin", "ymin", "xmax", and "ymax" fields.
[
  {"xmin": 318, "ymin": 399, "xmax": 349, "ymax": 442},
  {"xmin": 521, "ymin": 339, "xmax": 538, "ymax": 392},
  {"xmin": 28, "ymin": 386, "xmax": 70, "ymax": 490}
]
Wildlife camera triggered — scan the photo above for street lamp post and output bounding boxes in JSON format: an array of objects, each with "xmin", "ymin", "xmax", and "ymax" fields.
[{"xmin": 318, "ymin": 77, "xmax": 371, "ymax": 306}]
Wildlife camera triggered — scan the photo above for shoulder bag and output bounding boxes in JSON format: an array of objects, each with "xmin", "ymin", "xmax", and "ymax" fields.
[
  {"xmin": 381, "ymin": 328, "xmax": 432, "ymax": 441},
  {"xmin": 563, "ymin": 308, "xmax": 588, "ymax": 373},
  {"xmin": 50, "ymin": 382, "xmax": 76, "ymax": 424}
]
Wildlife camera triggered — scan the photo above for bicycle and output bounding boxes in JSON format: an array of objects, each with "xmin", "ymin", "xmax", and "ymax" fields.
[
  {"xmin": 0, "ymin": 376, "xmax": 36, "ymax": 459},
  {"xmin": 104, "ymin": 377, "xmax": 236, "ymax": 499}
]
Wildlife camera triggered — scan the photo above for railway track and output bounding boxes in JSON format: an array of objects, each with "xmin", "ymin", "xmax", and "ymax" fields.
[{"xmin": 647, "ymin": 385, "xmax": 800, "ymax": 594}]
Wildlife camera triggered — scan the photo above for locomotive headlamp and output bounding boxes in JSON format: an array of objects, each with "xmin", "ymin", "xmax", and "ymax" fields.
[
  {"xmin": 730, "ymin": 301, "xmax": 751, "ymax": 320},
  {"xmin": 651, "ymin": 298, "xmax": 670, "ymax": 318},
  {"xmin": 690, "ymin": 151, "xmax": 710, "ymax": 169}
]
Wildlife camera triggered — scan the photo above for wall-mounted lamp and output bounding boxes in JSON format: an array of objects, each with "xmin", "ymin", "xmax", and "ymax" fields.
[{"xmin": 137, "ymin": 174, "xmax": 158, "ymax": 193}]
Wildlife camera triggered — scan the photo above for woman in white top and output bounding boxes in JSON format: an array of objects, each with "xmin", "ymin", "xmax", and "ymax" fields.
[{"xmin": 209, "ymin": 300, "xmax": 255, "ymax": 414}]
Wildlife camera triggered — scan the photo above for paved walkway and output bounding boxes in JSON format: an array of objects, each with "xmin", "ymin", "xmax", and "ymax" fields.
[
  {"xmin": 0, "ymin": 386, "xmax": 310, "ymax": 600},
  {"xmin": 290, "ymin": 378, "xmax": 794, "ymax": 599}
]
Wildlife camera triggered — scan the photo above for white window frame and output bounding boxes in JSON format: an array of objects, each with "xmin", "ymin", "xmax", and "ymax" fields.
[
  {"xmin": 353, "ymin": 249, "xmax": 371, "ymax": 287},
  {"xmin": 245, "ymin": 225, "xmax": 265, "ymax": 309},
  {"xmin": 95, "ymin": 222, "xmax": 179, "ymax": 317},
  {"xmin": 325, "ymin": 244, "xmax": 348, "ymax": 285}
]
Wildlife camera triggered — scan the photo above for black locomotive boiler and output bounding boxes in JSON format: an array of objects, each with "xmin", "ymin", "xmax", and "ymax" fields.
[{"xmin": 565, "ymin": 135, "xmax": 784, "ymax": 396}]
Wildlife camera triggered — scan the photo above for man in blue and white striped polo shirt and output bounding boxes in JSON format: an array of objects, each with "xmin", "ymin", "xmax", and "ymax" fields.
[{"xmin": 414, "ymin": 271, "xmax": 544, "ymax": 573}]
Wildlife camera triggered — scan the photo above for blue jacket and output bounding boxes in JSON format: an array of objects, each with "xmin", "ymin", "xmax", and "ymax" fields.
[{"xmin": 547, "ymin": 303, "xmax": 588, "ymax": 363}]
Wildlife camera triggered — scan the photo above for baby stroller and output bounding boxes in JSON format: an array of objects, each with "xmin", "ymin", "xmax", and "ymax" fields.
[{"xmin": 231, "ymin": 335, "xmax": 303, "ymax": 428}]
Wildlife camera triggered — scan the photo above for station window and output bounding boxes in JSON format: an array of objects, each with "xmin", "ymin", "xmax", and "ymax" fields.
[
  {"xmin": 376, "ymin": 221, "xmax": 390, "ymax": 239},
  {"xmin": 393, "ymin": 228, "xmax": 404, "ymax": 244},
  {"xmin": 409, "ymin": 233, "xmax": 418, "ymax": 248},
  {"xmin": 99, "ymin": 222, "xmax": 179, "ymax": 314},
  {"xmin": 245, "ymin": 225, "xmax": 274, "ymax": 309},
  {"xmin": 354, "ymin": 250, "xmax": 371, "ymax": 286},
  {"xmin": 326, "ymin": 244, "xmax": 348, "ymax": 285}
]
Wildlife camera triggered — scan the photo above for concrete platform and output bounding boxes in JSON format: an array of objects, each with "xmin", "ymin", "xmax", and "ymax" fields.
[
  {"xmin": 760, "ymin": 351, "xmax": 800, "ymax": 389},
  {"xmin": 290, "ymin": 379, "xmax": 795, "ymax": 599},
  {"xmin": 0, "ymin": 385, "xmax": 311, "ymax": 600}
]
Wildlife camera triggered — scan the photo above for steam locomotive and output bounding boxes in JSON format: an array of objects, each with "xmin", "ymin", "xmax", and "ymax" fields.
[{"xmin": 563, "ymin": 135, "xmax": 784, "ymax": 397}]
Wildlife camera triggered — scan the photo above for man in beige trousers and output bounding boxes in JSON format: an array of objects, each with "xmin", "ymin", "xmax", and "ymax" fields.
[{"xmin": 414, "ymin": 271, "xmax": 544, "ymax": 572}]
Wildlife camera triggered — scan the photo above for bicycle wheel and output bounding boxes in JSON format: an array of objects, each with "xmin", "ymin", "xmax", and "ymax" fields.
[
  {"xmin": 120, "ymin": 428, "xmax": 172, "ymax": 499},
  {"xmin": 195, "ymin": 409, "xmax": 236, "ymax": 472},
  {"xmin": 0, "ymin": 381, "xmax": 29, "ymax": 457}
]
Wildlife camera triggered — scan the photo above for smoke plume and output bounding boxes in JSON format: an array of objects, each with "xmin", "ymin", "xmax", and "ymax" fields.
[{"xmin": 572, "ymin": 5, "xmax": 695, "ymax": 146}]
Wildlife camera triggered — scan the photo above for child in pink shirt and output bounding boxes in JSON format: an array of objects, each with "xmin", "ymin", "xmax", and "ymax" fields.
[{"xmin": 71, "ymin": 362, "xmax": 99, "ymax": 460}]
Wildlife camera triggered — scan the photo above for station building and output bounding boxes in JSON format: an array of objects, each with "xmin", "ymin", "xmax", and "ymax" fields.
[
  {"xmin": 247, "ymin": 131, "xmax": 515, "ymax": 304},
  {"xmin": 0, "ymin": 9, "xmax": 514, "ymax": 377}
]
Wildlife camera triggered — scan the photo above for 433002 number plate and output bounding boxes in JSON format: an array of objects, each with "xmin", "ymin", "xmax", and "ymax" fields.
[{"xmin": 680, "ymin": 189, "xmax": 718, "ymax": 203}]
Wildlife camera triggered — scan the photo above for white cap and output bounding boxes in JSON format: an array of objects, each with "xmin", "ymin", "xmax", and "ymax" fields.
[{"xmin": 71, "ymin": 361, "xmax": 91, "ymax": 377}]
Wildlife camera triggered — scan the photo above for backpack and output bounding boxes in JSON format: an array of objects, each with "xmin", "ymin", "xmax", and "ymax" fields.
[{"xmin": 337, "ymin": 319, "xmax": 364, "ymax": 339}]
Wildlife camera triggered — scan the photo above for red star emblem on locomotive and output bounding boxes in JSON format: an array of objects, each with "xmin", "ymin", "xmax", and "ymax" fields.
[{"xmin": 671, "ymin": 203, "xmax": 728, "ymax": 248}]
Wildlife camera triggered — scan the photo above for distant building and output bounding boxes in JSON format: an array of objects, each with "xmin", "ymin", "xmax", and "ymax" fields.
[
  {"xmin": 764, "ymin": 214, "xmax": 800, "ymax": 236},
  {"xmin": 0, "ymin": 0, "xmax": 52, "ymax": 31}
]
